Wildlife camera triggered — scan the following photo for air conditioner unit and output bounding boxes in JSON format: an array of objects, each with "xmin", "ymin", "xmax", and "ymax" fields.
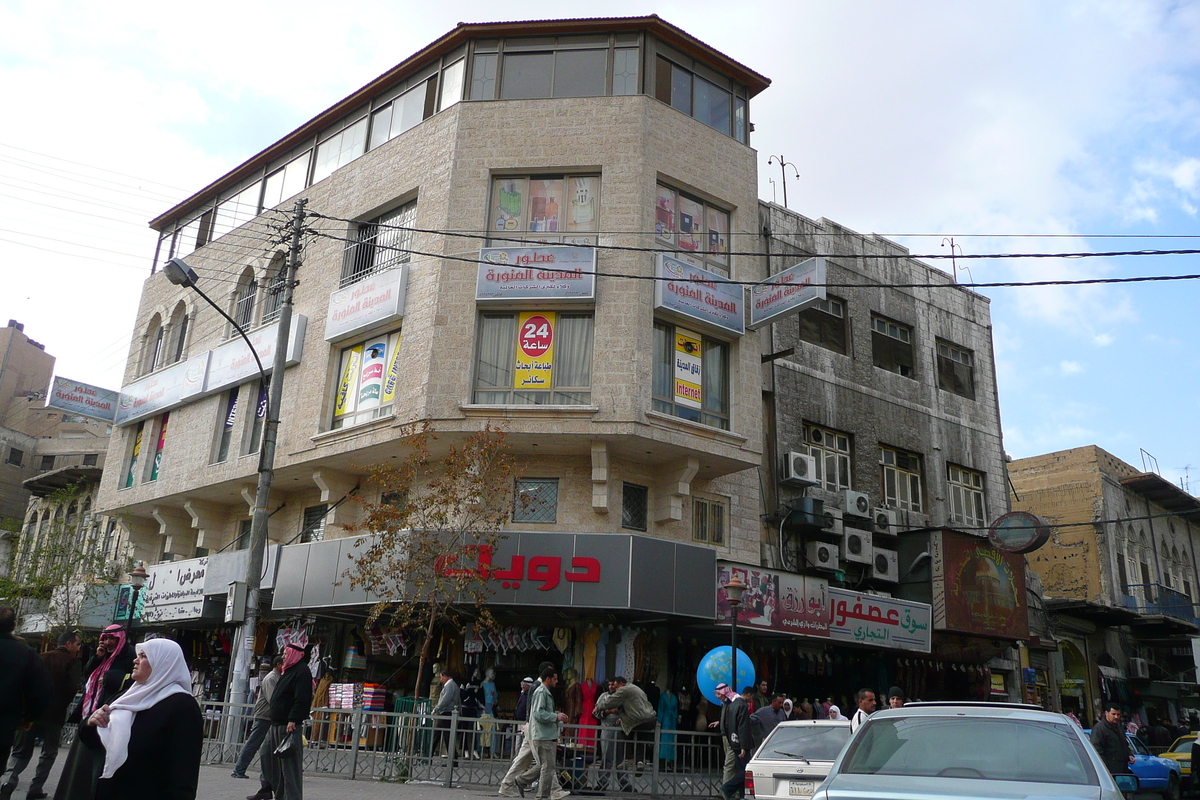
[
  {"xmin": 869, "ymin": 548, "xmax": 899, "ymax": 582},
  {"xmin": 841, "ymin": 530, "xmax": 873, "ymax": 564},
  {"xmin": 840, "ymin": 490, "xmax": 872, "ymax": 518},
  {"xmin": 873, "ymin": 508, "xmax": 898, "ymax": 536},
  {"xmin": 783, "ymin": 452, "xmax": 818, "ymax": 485},
  {"xmin": 821, "ymin": 507, "xmax": 844, "ymax": 536},
  {"xmin": 1129, "ymin": 657, "xmax": 1150, "ymax": 680},
  {"xmin": 805, "ymin": 541, "xmax": 838, "ymax": 571}
]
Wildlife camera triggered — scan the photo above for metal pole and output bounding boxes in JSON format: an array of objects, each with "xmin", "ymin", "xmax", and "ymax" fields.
[
  {"xmin": 730, "ymin": 601, "xmax": 739, "ymax": 694},
  {"xmin": 228, "ymin": 198, "xmax": 306, "ymax": 711}
]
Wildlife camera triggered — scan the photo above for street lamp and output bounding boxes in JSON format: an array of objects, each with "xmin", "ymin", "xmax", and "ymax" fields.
[
  {"xmin": 725, "ymin": 574, "xmax": 747, "ymax": 694},
  {"xmin": 128, "ymin": 561, "xmax": 148, "ymax": 631}
]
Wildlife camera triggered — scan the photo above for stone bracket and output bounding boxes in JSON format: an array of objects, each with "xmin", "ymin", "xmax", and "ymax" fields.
[
  {"xmin": 313, "ymin": 469, "xmax": 361, "ymax": 531},
  {"xmin": 591, "ymin": 441, "xmax": 609, "ymax": 513},
  {"xmin": 654, "ymin": 456, "xmax": 699, "ymax": 523}
]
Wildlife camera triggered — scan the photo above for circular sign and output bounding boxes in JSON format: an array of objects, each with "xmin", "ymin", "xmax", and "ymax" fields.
[
  {"xmin": 696, "ymin": 646, "xmax": 756, "ymax": 705},
  {"xmin": 519, "ymin": 315, "xmax": 554, "ymax": 357},
  {"xmin": 987, "ymin": 511, "xmax": 1051, "ymax": 554}
]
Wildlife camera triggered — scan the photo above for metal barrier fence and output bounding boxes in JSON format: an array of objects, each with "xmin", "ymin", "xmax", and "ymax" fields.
[{"xmin": 191, "ymin": 701, "xmax": 727, "ymax": 796}]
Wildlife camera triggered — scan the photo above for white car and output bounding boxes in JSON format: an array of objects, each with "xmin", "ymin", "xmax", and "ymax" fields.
[{"xmin": 746, "ymin": 719, "xmax": 852, "ymax": 799}]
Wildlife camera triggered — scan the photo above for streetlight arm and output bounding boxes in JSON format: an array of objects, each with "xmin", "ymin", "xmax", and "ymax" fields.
[{"xmin": 185, "ymin": 282, "xmax": 270, "ymax": 415}]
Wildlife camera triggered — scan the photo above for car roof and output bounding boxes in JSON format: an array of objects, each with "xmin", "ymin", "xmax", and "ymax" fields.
[
  {"xmin": 867, "ymin": 703, "xmax": 1074, "ymax": 722},
  {"xmin": 774, "ymin": 719, "xmax": 850, "ymax": 727}
]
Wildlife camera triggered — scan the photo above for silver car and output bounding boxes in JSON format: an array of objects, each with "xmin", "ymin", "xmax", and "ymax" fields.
[
  {"xmin": 746, "ymin": 720, "xmax": 852, "ymax": 799},
  {"xmin": 810, "ymin": 702, "xmax": 1140, "ymax": 800}
]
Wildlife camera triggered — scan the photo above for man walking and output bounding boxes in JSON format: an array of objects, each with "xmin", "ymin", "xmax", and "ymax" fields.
[
  {"xmin": 255, "ymin": 643, "xmax": 312, "ymax": 800},
  {"xmin": 232, "ymin": 656, "xmax": 284, "ymax": 782},
  {"xmin": 529, "ymin": 667, "xmax": 568, "ymax": 800},
  {"xmin": 751, "ymin": 693, "xmax": 788, "ymax": 740},
  {"xmin": 713, "ymin": 683, "xmax": 750, "ymax": 800},
  {"xmin": 499, "ymin": 665, "xmax": 567, "ymax": 799},
  {"xmin": 848, "ymin": 688, "xmax": 876, "ymax": 734},
  {"xmin": 0, "ymin": 607, "xmax": 50, "ymax": 778},
  {"xmin": 1091, "ymin": 704, "xmax": 1134, "ymax": 777},
  {"xmin": 2, "ymin": 630, "xmax": 79, "ymax": 800},
  {"xmin": 431, "ymin": 668, "xmax": 461, "ymax": 761}
]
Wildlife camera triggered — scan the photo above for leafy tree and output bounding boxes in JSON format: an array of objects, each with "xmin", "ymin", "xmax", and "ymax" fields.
[{"xmin": 344, "ymin": 422, "xmax": 516, "ymax": 699}]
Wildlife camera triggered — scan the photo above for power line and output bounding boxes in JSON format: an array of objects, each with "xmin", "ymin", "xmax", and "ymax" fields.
[{"xmin": 0, "ymin": 141, "xmax": 191, "ymax": 193}]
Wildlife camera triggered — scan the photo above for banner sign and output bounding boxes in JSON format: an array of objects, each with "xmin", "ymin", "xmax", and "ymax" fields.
[
  {"xmin": 141, "ymin": 557, "xmax": 208, "ymax": 622},
  {"xmin": 324, "ymin": 267, "xmax": 407, "ymax": 341},
  {"xmin": 47, "ymin": 376, "xmax": 119, "ymax": 422},
  {"xmin": 115, "ymin": 352, "xmax": 209, "ymax": 426},
  {"xmin": 749, "ymin": 257, "xmax": 826, "ymax": 328},
  {"xmin": 673, "ymin": 328, "xmax": 703, "ymax": 409},
  {"xmin": 932, "ymin": 530, "xmax": 1028, "ymax": 640},
  {"xmin": 654, "ymin": 254, "xmax": 744, "ymax": 336},
  {"xmin": 476, "ymin": 247, "xmax": 596, "ymax": 302},
  {"xmin": 515, "ymin": 312, "xmax": 555, "ymax": 390},
  {"xmin": 715, "ymin": 562, "xmax": 931, "ymax": 652},
  {"xmin": 206, "ymin": 315, "xmax": 306, "ymax": 394}
]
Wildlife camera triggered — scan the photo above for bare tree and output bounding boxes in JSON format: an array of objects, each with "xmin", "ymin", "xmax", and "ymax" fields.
[{"xmin": 344, "ymin": 422, "xmax": 517, "ymax": 699}]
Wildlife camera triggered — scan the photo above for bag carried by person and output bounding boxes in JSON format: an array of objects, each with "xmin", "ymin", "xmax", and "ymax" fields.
[{"xmin": 274, "ymin": 734, "xmax": 296, "ymax": 758}]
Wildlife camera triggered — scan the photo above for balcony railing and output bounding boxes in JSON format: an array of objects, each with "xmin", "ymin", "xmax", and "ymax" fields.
[{"xmin": 1124, "ymin": 583, "xmax": 1199, "ymax": 625}]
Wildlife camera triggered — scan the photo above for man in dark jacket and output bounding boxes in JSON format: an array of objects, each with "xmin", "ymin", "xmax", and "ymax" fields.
[
  {"xmin": 0, "ymin": 607, "xmax": 51, "ymax": 781},
  {"xmin": 1091, "ymin": 704, "xmax": 1134, "ymax": 776},
  {"xmin": 254, "ymin": 644, "xmax": 313, "ymax": 800},
  {"xmin": 2, "ymin": 630, "xmax": 81, "ymax": 799},
  {"xmin": 713, "ymin": 683, "xmax": 750, "ymax": 800}
]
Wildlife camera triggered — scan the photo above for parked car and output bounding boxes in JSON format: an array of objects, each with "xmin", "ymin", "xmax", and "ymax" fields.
[
  {"xmin": 745, "ymin": 719, "xmax": 851, "ymax": 799},
  {"xmin": 1158, "ymin": 734, "xmax": 1196, "ymax": 792},
  {"xmin": 811, "ymin": 702, "xmax": 1139, "ymax": 800},
  {"xmin": 1082, "ymin": 729, "xmax": 1182, "ymax": 799}
]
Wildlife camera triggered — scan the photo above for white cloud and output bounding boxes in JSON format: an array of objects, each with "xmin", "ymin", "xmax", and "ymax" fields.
[
  {"xmin": 1093, "ymin": 334, "xmax": 1115, "ymax": 346},
  {"xmin": 1060, "ymin": 361, "xmax": 1085, "ymax": 375}
]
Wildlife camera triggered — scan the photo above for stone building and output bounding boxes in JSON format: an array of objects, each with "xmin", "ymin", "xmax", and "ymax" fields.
[
  {"xmin": 0, "ymin": 320, "xmax": 56, "ymax": 525},
  {"xmin": 1010, "ymin": 445, "xmax": 1200, "ymax": 726}
]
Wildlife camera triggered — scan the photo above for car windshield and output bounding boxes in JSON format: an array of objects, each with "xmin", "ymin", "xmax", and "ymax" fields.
[
  {"xmin": 1169, "ymin": 739, "xmax": 1195, "ymax": 754},
  {"xmin": 841, "ymin": 717, "xmax": 1100, "ymax": 785},
  {"xmin": 758, "ymin": 725, "xmax": 851, "ymax": 761}
]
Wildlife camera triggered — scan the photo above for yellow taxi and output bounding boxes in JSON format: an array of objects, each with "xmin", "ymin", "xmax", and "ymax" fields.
[{"xmin": 1160, "ymin": 734, "xmax": 1196, "ymax": 790}]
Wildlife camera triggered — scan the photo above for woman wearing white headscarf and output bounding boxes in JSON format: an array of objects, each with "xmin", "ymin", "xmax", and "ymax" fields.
[
  {"xmin": 826, "ymin": 704, "xmax": 849, "ymax": 722},
  {"xmin": 80, "ymin": 638, "xmax": 203, "ymax": 800}
]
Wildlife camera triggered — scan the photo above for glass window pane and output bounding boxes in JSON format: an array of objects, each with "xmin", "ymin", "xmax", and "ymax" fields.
[
  {"xmin": 312, "ymin": 133, "xmax": 341, "ymax": 184},
  {"xmin": 501, "ymin": 52, "xmax": 555, "ymax": 99},
  {"xmin": 655, "ymin": 185, "xmax": 676, "ymax": 241},
  {"xmin": 369, "ymin": 105, "xmax": 394, "ymax": 150},
  {"xmin": 553, "ymin": 49, "xmax": 607, "ymax": 97},
  {"xmin": 395, "ymin": 82, "xmax": 427, "ymax": 135},
  {"xmin": 555, "ymin": 315, "xmax": 593, "ymax": 388},
  {"xmin": 652, "ymin": 323, "xmax": 672, "ymax": 400},
  {"xmin": 566, "ymin": 176, "xmax": 599, "ymax": 232},
  {"xmin": 706, "ymin": 206, "xmax": 729, "ymax": 264},
  {"xmin": 735, "ymin": 97, "xmax": 746, "ymax": 142},
  {"xmin": 694, "ymin": 76, "xmax": 730, "ymax": 135},
  {"xmin": 678, "ymin": 195, "xmax": 703, "ymax": 253},
  {"xmin": 670, "ymin": 64, "xmax": 692, "ymax": 114},
  {"xmin": 655, "ymin": 56, "xmax": 673, "ymax": 103},
  {"xmin": 338, "ymin": 117, "xmax": 367, "ymax": 168},
  {"xmin": 471, "ymin": 53, "xmax": 498, "ymax": 100},
  {"xmin": 528, "ymin": 178, "xmax": 564, "ymax": 232},
  {"xmin": 476, "ymin": 315, "xmax": 516, "ymax": 390},
  {"xmin": 439, "ymin": 59, "xmax": 465, "ymax": 111},
  {"xmin": 491, "ymin": 177, "xmax": 527, "ymax": 233},
  {"xmin": 701, "ymin": 339, "xmax": 727, "ymax": 416},
  {"xmin": 614, "ymin": 48, "xmax": 639, "ymax": 95}
]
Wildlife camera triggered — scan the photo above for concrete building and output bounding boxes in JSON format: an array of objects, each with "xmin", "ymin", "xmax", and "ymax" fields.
[
  {"xmin": 1010, "ymin": 445, "xmax": 1200, "ymax": 726},
  {"xmin": 0, "ymin": 320, "xmax": 56, "ymax": 524},
  {"xmin": 95, "ymin": 16, "xmax": 1021, "ymax": 715}
]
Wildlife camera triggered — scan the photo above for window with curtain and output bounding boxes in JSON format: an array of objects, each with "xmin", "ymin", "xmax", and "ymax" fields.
[
  {"xmin": 473, "ymin": 312, "xmax": 593, "ymax": 405},
  {"xmin": 652, "ymin": 320, "xmax": 730, "ymax": 430}
]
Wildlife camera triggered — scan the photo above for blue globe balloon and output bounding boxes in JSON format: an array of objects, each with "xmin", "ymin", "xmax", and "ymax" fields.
[{"xmin": 696, "ymin": 646, "xmax": 755, "ymax": 705}]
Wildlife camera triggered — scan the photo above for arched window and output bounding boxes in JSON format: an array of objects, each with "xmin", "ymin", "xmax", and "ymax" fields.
[
  {"xmin": 167, "ymin": 301, "xmax": 189, "ymax": 363},
  {"xmin": 261, "ymin": 253, "xmax": 287, "ymax": 323},
  {"xmin": 232, "ymin": 268, "xmax": 258, "ymax": 329},
  {"xmin": 143, "ymin": 313, "xmax": 164, "ymax": 373}
]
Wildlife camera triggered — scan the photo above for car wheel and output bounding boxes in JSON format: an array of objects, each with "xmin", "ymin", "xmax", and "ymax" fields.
[{"xmin": 1164, "ymin": 772, "xmax": 1181, "ymax": 800}]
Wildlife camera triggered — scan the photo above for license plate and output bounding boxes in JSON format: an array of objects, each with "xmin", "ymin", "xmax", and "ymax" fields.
[
  {"xmin": 1182, "ymin": 760, "xmax": 1191, "ymax": 769},
  {"xmin": 788, "ymin": 780, "xmax": 815, "ymax": 796}
]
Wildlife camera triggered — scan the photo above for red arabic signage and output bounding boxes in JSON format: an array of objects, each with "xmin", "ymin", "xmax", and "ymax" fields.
[
  {"xmin": 435, "ymin": 544, "xmax": 600, "ymax": 591},
  {"xmin": 932, "ymin": 530, "xmax": 1028, "ymax": 640}
]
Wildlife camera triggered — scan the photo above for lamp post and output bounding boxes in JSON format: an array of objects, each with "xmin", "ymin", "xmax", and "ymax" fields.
[
  {"xmin": 725, "ymin": 574, "xmax": 747, "ymax": 694},
  {"xmin": 128, "ymin": 561, "xmax": 148, "ymax": 632}
]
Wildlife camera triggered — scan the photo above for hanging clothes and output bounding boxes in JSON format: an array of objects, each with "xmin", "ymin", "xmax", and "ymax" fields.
[
  {"xmin": 582, "ymin": 625, "xmax": 601, "ymax": 682},
  {"xmin": 595, "ymin": 627, "xmax": 608, "ymax": 683},
  {"xmin": 578, "ymin": 678, "xmax": 598, "ymax": 748},
  {"xmin": 657, "ymin": 690, "xmax": 679, "ymax": 761}
]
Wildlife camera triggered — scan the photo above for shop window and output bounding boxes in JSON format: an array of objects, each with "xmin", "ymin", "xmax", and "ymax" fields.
[
  {"xmin": 145, "ymin": 412, "xmax": 170, "ymax": 483},
  {"xmin": 936, "ymin": 339, "xmax": 975, "ymax": 399},
  {"xmin": 652, "ymin": 321, "xmax": 729, "ymax": 430},
  {"xmin": 213, "ymin": 387, "xmax": 239, "ymax": 464},
  {"xmin": 342, "ymin": 200, "xmax": 417, "ymax": 288},
  {"xmin": 488, "ymin": 174, "xmax": 600, "ymax": 244},
  {"xmin": 798, "ymin": 296, "xmax": 847, "ymax": 355},
  {"xmin": 880, "ymin": 446, "xmax": 922, "ymax": 512},
  {"xmin": 513, "ymin": 478, "xmax": 558, "ymax": 524},
  {"xmin": 243, "ymin": 383, "xmax": 268, "ymax": 454},
  {"xmin": 473, "ymin": 313, "xmax": 592, "ymax": 405},
  {"xmin": 331, "ymin": 331, "xmax": 403, "ymax": 429},
  {"xmin": 947, "ymin": 464, "xmax": 986, "ymax": 526},
  {"xmin": 167, "ymin": 302, "xmax": 189, "ymax": 363},
  {"xmin": 232, "ymin": 268, "xmax": 258, "ymax": 330},
  {"xmin": 654, "ymin": 56, "xmax": 738, "ymax": 139},
  {"xmin": 300, "ymin": 504, "xmax": 328, "ymax": 543},
  {"xmin": 693, "ymin": 495, "xmax": 727, "ymax": 545},
  {"xmin": 122, "ymin": 422, "xmax": 144, "ymax": 488},
  {"xmin": 82, "ymin": 453, "xmax": 98, "ymax": 466},
  {"xmin": 653, "ymin": 183, "xmax": 730, "ymax": 273},
  {"xmin": 802, "ymin": 423, "xmax": 852, "ymax": 492},
  {"xmin": 871, "ymin": 315, "xmax": 914, "ymax": 378},
  {"xmin": 262, "ymin": 152, "xmax": 310, "ymax": 210},
  {"xmin": 621, "ymin": 483, "xmax": 648, "ymax": 531},
  {"xmin": 4, "ymin": 447, "xmax": 23, "ymax": 467},
  {"xmin": 311, "ymin": 116, "xmax": 368, "ymax": 185}
]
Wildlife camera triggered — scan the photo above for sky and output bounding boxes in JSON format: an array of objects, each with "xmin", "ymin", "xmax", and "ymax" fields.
[{"xmin": 0, "ymin": 0, "xmax": 1196, "ymax": 493}]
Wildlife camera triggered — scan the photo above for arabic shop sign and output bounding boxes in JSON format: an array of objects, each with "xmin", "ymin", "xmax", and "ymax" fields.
[
  {"xmin": 325, "ymin": 267, "xmax": 408, "ymax": 341},
  {"xmin": 47, "ymin": 376, "xmax": 120, "ymax": 422},
  {"xmin": 141, "ymin": 556, "xmax": 208, "ymax": 622},
  {"xmin": 435, "ymin": 543, "xmax": 600, "ymax": 590},
  {"xmin": 715, "ymin": 562, "xmax": 931, "ymax": 652},
  {"xmin": 476, "ymin": 246, "xmax": 596, "ymax": 302},
  {"xmin": 932, "ymin": 529, "xmax": 1028, "ymax": 640},
  {"xmin": 206, "ymin": 315, "xmax": 307, "ymax": 394},
  {"xmin": 654, "ymin": 254, "xmax": 744, "ymax": 336},
  {"xmin": 748, "ymin": 257, "xmax": 827, "ymax": 329},
  {"xmin": 115, "ymin": 353, "xmax": 209, "ymax": 426}
]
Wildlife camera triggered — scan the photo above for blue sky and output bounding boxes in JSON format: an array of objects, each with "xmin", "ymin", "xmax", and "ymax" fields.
[{"xmin": 0, "ymin": 0, "xmax": 1196, "ymax": 491}]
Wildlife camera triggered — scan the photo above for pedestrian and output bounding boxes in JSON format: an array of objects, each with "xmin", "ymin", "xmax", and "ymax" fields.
[
  {"xmin": 826, "ymin": 704, "xmax": 847, "ymax": 721},
  {"xmin": 232, "ymin": 656, "xmax": 284, "ymax": 783},
  {"xmin": 886, "ymin": 686, "xmax": 905, "ymax": 709},
  {"xmin": 53, "ymin": 623, "xmax": 137, "ymax": 800},
  {"xmin": 1091, "ymin": 703, "xmax": 1134, "ymax": 777},
  {"xmin": 529, "ymin": 667, "xmax": 569, "ymax": 800},
  {"xmin": 79, "ymin": 638, "xmax": 203, "ymax": 800},
  {"xmin": 0, "ymin": 607, "xmax": 51, "ymax": 782},
  {"xmin": 498, "ymin": 664, "xmax": 568, "ymax": 800},
  {"xmin": 592, "ymin": 676, "xmax": 657, "ymax": 778},
  {"xmin": 753, "ymin": 680, "xmax": 770, "ymax": 714},
  {"xmin": 848, "ymin": 688, "xmax": 876, "ymax": 733},
  {"xmin": 592, "ymin": 679, "xmax": 623, "ymax": 790},
  {"xmin": 712, "ymin": 683, "xmax": 750, "ymax": 800},
  {"xmin": 431, "ymin": 668, "xmax": 461, "ymax": 761},
  {"xmin": 751, "ymin": 693, "xmax": 789, "ymax": 739},
  {"xmin": 2, "ymin": 630, "xmax": 81, "ymax": 800},
  {"xmin": 254, "ymin": 643, "xmax": 312, "ymax": 800},
  {"xmin": 514, "ymin": 677, "xmax": 532, "ymax": 723}
]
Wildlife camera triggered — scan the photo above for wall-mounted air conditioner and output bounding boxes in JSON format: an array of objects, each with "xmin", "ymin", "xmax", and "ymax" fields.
[
  {"xmin": 840, "ymin": 490, "xmax": 872, "ymax": 518},
  {"xmin": 869, "ymin": 548, "xmax": 899, "ymax": 582},
  {"xmin": 821, "ymin": 507, "xmax": 844, "ymax": 536},
  {"xmin": 783, "ymin": 452, "xmax": 818, "ymax": 485},
  {"xmin": 841, "ymin": 529, "xmax": 873, "ymax": 564},
  {"xmin": 805, "ymin": 541, "xmax": 838, "ymax": 571},
  {"xmin": 873, "ymin": 508, "xmax": 898, "ymax": 536},
  {"xmin": 1129, "ymin": 658, "xmax": 1150, "ymax": 680}
]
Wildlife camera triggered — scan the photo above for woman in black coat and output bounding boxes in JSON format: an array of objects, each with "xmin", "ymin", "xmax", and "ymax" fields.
[{"xmin": 80, "ymin": 637, "xmax": 203, "ymax": 800}]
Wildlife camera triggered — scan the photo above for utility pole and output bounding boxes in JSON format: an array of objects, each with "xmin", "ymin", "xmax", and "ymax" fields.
[{"xmin": 228, "ymin": 198, "xmax": 306, "ymax": 711}]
